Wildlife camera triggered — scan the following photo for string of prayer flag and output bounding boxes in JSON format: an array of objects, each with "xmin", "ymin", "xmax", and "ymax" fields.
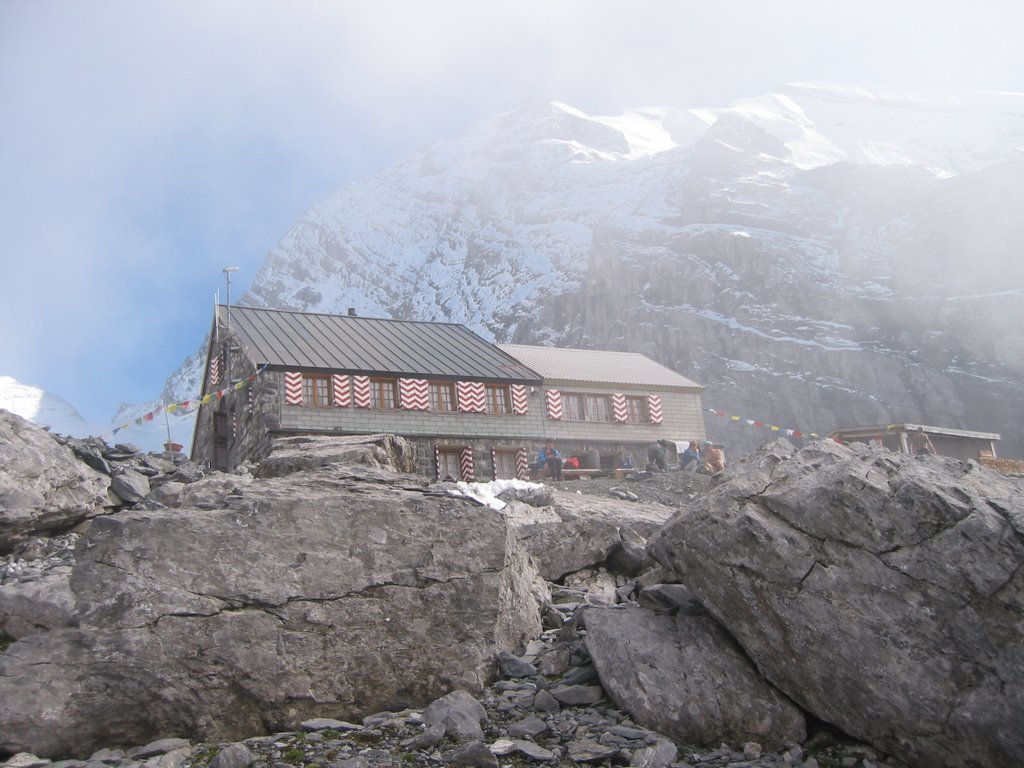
[{"xmin": 706, "ymin": 407, "xmax": 828, "ymax": 441}]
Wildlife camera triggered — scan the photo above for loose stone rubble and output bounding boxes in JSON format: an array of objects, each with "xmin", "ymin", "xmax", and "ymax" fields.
[{"xmin": 0, "ymin": 617, "xmax": 907, "ymax": 768}]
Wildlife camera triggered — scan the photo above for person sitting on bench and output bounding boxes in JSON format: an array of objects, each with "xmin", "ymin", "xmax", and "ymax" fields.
[{"xmin": 537, "ymin": 438, "xmax": 563, "ymax": 481}]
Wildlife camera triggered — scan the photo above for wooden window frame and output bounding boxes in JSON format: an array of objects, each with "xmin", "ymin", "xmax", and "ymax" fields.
[
  {"xmin": 302, "ymin": 374, "xmax": 332, "ymax": 407},
  {"xmin": 493, "ymin": 450, "xmax": 519, "ymax": 480},
  {"xmin": 585, "ymin": 394, "xmax": 613, "ymax": 422},
  {"xmin": 430, "ymin": 381, "xmax": 456, "ymax": 412},
  {"xmin": 560, "ymin": 391, "xmax": 616, "ymax": 422},
  {"xmin": 562, "ymin": 393, "xmax": 585, "ymax": 421},
  {"xmin": 369, "ymin": 378, "xmax": 398, "ymax": 410},
  {"xmin": 485, "ymin": 384, "xmax": 512, "ymax": 415},
  {"xmin": 625, "ymin": 396, "xmax": 647, "ymax": 424},
  {"xmin": 437, "ymin": 449, "xmax": 461, "ymax": 481}
]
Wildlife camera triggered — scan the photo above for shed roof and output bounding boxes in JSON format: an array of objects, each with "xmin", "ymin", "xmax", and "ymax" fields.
[
  {"xmin": 498, "ymin": 344, "xmax": 702, "ymax": 390},
  {"xmin": 827, "ymin": 423, "xmax": 1001, "ymax": 441},
  {"xmin": 223, "ymin": 305, "xmax": 540, "ymax": 382}
]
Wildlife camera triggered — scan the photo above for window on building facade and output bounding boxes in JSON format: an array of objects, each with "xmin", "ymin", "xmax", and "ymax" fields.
[
  {"xmin": 430, "ymin": 382, "xmax": 455, "ymax": 412},
  {"xmin": 586, "ymin": 394, "xmax": 613, "ymax": 422},
  {"xmin": 302, "ymin": 374, "xmax": 331, "ymax": 407},
  {"xmin": 561, "ymin": 392, "xmax": 615, "ymax": 422},
  {"xmin": 562, "ymin": 393, "xmax": 585, "ymax": 421},
  {"xmin": 370, "ymin": 378, "xmax": 398, "ymax": 409},
  {"xmin": 626, "ymin": 396, "xmax": 647, "ymax": 424},
  {"xmin": 493, "ymin": 450, "xmax": 519, "ymax": 480},
  {"xmin": 437, "ymin": 450, "xmax": 461, "ymax": 481},
  {"xmin": 485, "ymin": 384, "xmax": 511, "ymax": 414}
]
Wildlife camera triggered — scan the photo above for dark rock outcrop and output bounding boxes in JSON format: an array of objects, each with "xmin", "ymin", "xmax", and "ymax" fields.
[{"xmin": 649, "ymin": 439, "xmax": 1024, "ymax": 768}]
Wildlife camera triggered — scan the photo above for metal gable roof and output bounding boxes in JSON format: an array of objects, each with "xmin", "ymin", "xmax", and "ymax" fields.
[
  {"xmin": 224, "ymin": 305, "xmax": 540, "ymax": 382},
  {"xmin": 498, "ymin": 344, "xmax": 703, "ymax": 390}
]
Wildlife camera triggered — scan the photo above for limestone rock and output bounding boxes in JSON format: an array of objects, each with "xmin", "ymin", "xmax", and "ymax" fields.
[
  {"xmin": 583, "ymin": 604, "xmax": 805, "ymax": 748},
  {"xmin": 146, "ymin": 481, "xmax": 185, "ymax": 506},
  {"xmin": 422, "ymin": 689, "xmax": 488, "ymax": 741},
  {"xmin": 649, "ymin": 439, "xmax": 1024, "ymax": 768},
  {"xmin": 109, "ymin": 469, "xmax": 151, "ymax": 504},
  {"xmin": 256, "ymin": 433, "xmax": 418, "ymax": 478},
  {"xmin": 501, "ymin": 492, "xmax": 674, "ymax": 581},
  {"xmin": 0, "ymin": 565, "xmax": 74, "ymax": 638},
  {"xmin": 0, "ymin": 458, "xmax": 541, "ymax": 757},
  {"xmin": 0, "ymin": 411, "xmax": 110, "ymax": 553},
  {"xmin": 208, "ymin": 744, "xmax": 253, "ymax": 768}
]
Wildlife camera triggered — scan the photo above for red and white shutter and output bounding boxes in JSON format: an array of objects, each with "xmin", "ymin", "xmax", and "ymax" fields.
[
  {"xmin": 209, "ymin": 353, "xmax": 221, "ymax": 389},
  {"xmin": 434, "ymin": 445, "xmax": 442, "ymax": 480},
  {"xmin": 648, "ymin": 394, "xmax": 664, "ymax": 425},
  {"xmin": 516, "ymin": 448, "xmax": 529, "ymax": 480},
  {"xmin": 284, "ymin": 371, "xmax": 303, "ymax": 405},
  {"xmin": 490, "ymin": 446, "xmax": 498, "ymax": 480},
  {"xmin": 353, "ymin": 375, "xmax": 371, "ymax": 408},
  {"xmin": 612, "ymin": 392, "xmax": 628, "ymax": 423},
  {"xmin": 460, "ymin": 447, "xmax": 475, "ymax": 481},
  {"xmin": 456, "ymin": 381, "xmax": 486, "ymax": 413},
  {"xmin": 545, "ymin": 389, "xmax": 563, "ymax": 420},
  {"xmin": 399, "ymin": 378, "xmax": 430, "ymax": 410},
  {"xmin": 332, "ymin": 374, "xmax": 351, "ymax": 407},
  {"xmin": 511, "ymin": 384, "xmax": 529, "ymax": 415}
]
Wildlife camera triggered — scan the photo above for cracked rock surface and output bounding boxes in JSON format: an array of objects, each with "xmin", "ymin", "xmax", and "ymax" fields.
[
  {"xmin": 648, "ymin": 439, "xmax": 1024, "ymax": 768},
  {"xmin": 0, "ymin": 460, "xmax": 544, "ymax": 758}
]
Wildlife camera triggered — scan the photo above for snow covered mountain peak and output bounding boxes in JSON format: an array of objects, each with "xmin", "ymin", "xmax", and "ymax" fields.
[{"xmin": 0, "ymin": 376, "xmax": 97, "ymax": 437}]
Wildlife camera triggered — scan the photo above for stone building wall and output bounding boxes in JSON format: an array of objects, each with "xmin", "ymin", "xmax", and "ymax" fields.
[{"xmin": 197, "ymin": 358, "xmax": 707, "ymax": 478}]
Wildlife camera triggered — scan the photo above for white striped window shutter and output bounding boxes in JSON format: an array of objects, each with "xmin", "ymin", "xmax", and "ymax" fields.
[
  {"xmin": 209, "ymin": 354, "xmax": 221, "ymax": 389},
  {"xmin": 511, "ymin": 384, "xmax": 529, "ymax": 415},
  {"xmin": 545, "ymin": 389, "xmax": 563, "ymax": 420},
  {"xmin": 284, "ymin": 371, "xmax": 303, "ymax": 405},
  {"xmin": 516, "ymin": 448, "xmax": 529, "ymax": 480},
  {"xmin": 456, "ymin": 381, "xmax": 486, "ymax": 412},
  {"xmin": 648, "ymin": 394, "xmax": 664, "ymax": 424},
  {"xmin": 612, "ymin": 392, "xmax": 628, "ymax": 423},
  {"xmin": 399, "ymin": 378, "xmax": 430, "ymax": 410},
  {"xmin": 332, "ymin": 374, "xmax": 351, "ymax": 407},
  {"xmin": 460, "ymin": 446, "xmax": 475, "ymax": 481},
  {"xmin": 353, "ymin": 375, "xmax": 372, "ymax": 408}
]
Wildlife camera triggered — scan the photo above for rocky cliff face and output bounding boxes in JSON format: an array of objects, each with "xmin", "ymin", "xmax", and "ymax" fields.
[{"xmin": 240, "ymin": 86, "xmax": 1024, "ymax": 459}]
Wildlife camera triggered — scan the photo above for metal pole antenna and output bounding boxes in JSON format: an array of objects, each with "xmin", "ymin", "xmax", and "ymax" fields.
[{"xmin": 223, "ymin": 266, "xmax": 239, "ymax": 337}]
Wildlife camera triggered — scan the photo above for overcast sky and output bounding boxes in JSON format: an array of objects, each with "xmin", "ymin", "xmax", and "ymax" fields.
[{"xmin": 2, "ymin": 0, "xmax": 1023, "ymax": 422}]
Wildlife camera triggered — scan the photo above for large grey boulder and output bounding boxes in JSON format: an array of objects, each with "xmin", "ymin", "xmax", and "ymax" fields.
[
  {"xmin": 0, "ymin": 565, "xmax": 75, "ymax": 638},
  {"xmin": 0, "ymin": 459, "xmax": 543, "ymax": 757},
  {"xmin": 0, "ymin": 410, "xmax": 110, "ymax": 553},
  {"xmin": 649, "ymin": 439, "xmax": 1024, "ymax": 768},
  {"xmin": 583, "ymin": 605, "xmax": 805, "ymax": 748},
  {"xmin": 501, "ymin": 492, "xmax": 675, "ymax": 581}
]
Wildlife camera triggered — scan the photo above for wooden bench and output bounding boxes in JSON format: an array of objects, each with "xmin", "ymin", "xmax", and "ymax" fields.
[{"xmin": 560, "ymin": 468, "xmax": 608, "ymax": 480}]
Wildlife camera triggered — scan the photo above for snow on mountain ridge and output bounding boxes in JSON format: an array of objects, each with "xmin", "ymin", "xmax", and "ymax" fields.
[
  {"xmin": 0, "ymin": 376, "xmax": 97, "ymax": 437},
  {"xmin": 247, "ymin": 84, "xmax": 1024, "ymax": 335}
]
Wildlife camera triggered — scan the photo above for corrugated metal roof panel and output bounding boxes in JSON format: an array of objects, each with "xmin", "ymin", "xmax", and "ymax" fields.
[
  {"xmin": 226, "ymin": 306, "xmax": 541, "ymax": 382},
  {"xmin": 498, "ymin": 344, "xmax": 702, "ymax": 390}
]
